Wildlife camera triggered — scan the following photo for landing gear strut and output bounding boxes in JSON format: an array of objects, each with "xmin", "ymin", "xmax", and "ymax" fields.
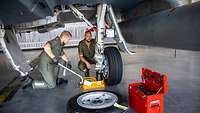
[{"xmin": 71, "ymin": 4, "xmax": 135, "ymax": 85}]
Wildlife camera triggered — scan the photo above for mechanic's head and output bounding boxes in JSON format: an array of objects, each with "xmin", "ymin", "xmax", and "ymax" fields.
[
  {"xmin": 84, "ymin": 31, "xmax": 92, "ymax": 42},
  {"xmin": 60, "ymin": 31, "xmax": 72, "ymax": 44}
]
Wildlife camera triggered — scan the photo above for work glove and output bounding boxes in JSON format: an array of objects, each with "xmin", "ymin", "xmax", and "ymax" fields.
[
  {"xmin": 66, "ymin": 61, "xmax": 72, "ymax": 69},
  {"xmin": 52, "ymin": 57, "xmax": 60, "ymax": 65}
]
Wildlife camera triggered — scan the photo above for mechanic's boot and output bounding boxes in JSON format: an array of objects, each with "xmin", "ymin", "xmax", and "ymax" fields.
[
  {"xmin": 96, "ymin": 72, "xmax": 103, "ymax": 81},
  {"xmin": 56, "ymin": 78, "xmax": 68, "ymax": 86},
  {"xmin": 21, "ymin": 76, "xmax": 33, "ymax": 89},
  {"xmin": 84, "ymin": 70, "xmax": 90, "ymax": 77}
]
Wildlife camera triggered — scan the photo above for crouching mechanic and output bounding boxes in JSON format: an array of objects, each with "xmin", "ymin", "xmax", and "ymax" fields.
[
  {"xmin": 78, "ymin": 29, "xmax": 96, "ymax": 77},
  {"xmin": 24, "ymin": 31, "xmax": 72, "ymax": 89}
]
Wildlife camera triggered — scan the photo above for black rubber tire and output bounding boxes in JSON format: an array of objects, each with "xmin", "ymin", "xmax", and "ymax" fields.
[
  {"xmin": 66, "ymin": 90, "xmax": 123, "ymax": 113},
  {"xmin": 104, "ymin": 47, "xmax": 123, "ymax": 86}
]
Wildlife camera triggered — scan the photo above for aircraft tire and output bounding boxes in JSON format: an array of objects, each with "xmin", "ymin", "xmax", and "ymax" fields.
[
  {"xmin": 104, "ymin": 47, "xmax": 123, "ymax": 86},
  {"xmin": 66, "ymin": 90, "xmax": 124, "ymax": 113}
]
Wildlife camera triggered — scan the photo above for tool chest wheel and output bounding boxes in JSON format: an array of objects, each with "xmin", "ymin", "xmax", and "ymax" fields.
[{"xmin": 103, "ymin": 47, "xmax": 123, "ymax": 86}]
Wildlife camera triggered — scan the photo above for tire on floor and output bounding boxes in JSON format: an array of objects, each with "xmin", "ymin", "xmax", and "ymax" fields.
[{"xmin": 66, "ymin": 90, "xmax": 123, "ymax": 113}]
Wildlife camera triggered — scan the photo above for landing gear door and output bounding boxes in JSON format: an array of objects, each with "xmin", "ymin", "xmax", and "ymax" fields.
[{"xmin": 0, "ymin": 29, "xmax": 32, "ymax": 76}]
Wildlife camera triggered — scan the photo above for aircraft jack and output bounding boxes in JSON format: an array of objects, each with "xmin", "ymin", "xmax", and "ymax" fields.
[
  {"xmin": 58, "ymin": 63, "xmax": 105, "ymax": 91},
  {"xmin": 82, "ymin": 77, "xmax": 105, "ymax": 90}
]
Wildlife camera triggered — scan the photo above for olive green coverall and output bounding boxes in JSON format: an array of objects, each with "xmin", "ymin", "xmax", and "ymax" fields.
[
  {"xmin": 78, "ymin": 39, "xmax": 96, "ymax": 73},
  {"xmin": 32, "ymin": 37, "xmax": 66, "ymax": 89}
]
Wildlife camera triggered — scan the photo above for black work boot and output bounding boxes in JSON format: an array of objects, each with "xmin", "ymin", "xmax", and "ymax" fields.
[
  {"xmin": 84, "ymin": 70, "xmax": 89, "ymax": 77},
  {"xmin": 96, "ymin": 72, "xmax": 103, "ymax": 81},
  {"xmin": 56, "ymin": 78, "xmax": 68, "ymax": 86},
  {"xmin": 21, "ymin": 76, "xmax": 33, "ymax": 89}
]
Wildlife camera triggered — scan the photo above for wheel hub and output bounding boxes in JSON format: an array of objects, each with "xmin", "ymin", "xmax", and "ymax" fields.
[
  {"xmin": 77, "ymin": 91, "xmax": 118, "ymax": 109},
  {"xmin": 102, "ymin": 56, "xmax": 109, "ymax": 79}
]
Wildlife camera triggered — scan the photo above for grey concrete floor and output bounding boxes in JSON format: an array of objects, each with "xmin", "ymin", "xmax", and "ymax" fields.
[{"xmin": 0, "ymin": 45, "xmax": 200, "ymax": 113}]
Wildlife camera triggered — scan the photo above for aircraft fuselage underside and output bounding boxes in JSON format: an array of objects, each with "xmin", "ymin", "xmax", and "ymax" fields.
[{"xmin": 0, "ymin": 4, "xmax": 133, "ymax": 81}]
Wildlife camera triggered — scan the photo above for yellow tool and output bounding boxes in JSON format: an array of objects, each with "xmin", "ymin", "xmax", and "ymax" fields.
[
  {"xmin": 82, "ymin": 77, "xmax": 104, "ymax": 90},
  {"xmin": 58, "ymin": 63, "xmax": 105, "ymax": 90}
]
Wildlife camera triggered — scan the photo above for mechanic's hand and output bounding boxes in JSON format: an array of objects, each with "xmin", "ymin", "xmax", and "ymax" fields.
[
  {"xmin": 86, "ymin": 62, "xmax": 91, "ymax": 69},
  {"xmin": 52, "ymin": 57, "xmax": 60, "ymax": 65},
  {"xmin": 67, "ymin": 61, "xmax": 72, "ymax": 69}
]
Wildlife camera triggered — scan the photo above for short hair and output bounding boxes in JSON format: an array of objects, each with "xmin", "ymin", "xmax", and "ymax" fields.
[
  {"xmin": 60, "ymin": 31, "xmax": 72, "ymax": 37},
  {"xmin": 85, "ymin": 30, "xmax": 92, "ymax": 36},
  {"xmin": 85, "ymin": 27, "xmax": 95, "ymax": 35}
]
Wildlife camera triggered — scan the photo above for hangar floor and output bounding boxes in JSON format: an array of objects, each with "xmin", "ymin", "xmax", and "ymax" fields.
[{"xmin": 0, "ymin": 45, "xmax": 200, "ymax": 113}]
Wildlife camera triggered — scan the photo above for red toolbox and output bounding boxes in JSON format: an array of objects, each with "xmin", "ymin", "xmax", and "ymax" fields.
[{"xmin": 128, "ymin": 68, "xmax": 168, "ymax": 113}]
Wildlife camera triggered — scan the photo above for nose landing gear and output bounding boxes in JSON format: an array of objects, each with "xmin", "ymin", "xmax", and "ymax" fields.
[{"xmin": 69, "ymin": 4, "xmax": 134, "ymax": 86}]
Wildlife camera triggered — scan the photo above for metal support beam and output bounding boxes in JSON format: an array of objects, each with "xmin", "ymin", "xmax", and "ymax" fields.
[
  {"xmin": 69, "ymin": 5, "xmax": 94, "ymax": 28},
  {"xmin": 95, "ymin": 4, "xmax": 107, "ymax": 71},
  {"xmin": 0, "ymin": 26, "xmax": 32, "ymax": 76},
  {"xmin": 107, "ymin": 5, "xmax": 135, "ymax": 55}
]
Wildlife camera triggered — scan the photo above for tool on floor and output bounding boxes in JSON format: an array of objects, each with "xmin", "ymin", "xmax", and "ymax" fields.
[
  {"xmin": 58, "ymin": 63, "xmax": 105, "ymax": 90},
  {"xmin": 113, "ymin": 103, "xmax": 128, "ymax": 110}
]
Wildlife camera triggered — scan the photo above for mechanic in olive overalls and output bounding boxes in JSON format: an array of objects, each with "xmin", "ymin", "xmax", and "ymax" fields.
[
  {"xmin": 78, "ymin": 29, "xmax": 96, "ymax": 77},
  {"xmin": 31, "ymin": 31, "xmax": 72, "ymax": 89}
]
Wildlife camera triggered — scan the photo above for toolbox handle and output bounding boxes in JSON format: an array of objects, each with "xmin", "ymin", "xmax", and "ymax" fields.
[
  {"xmin": 156, "ymin": 87, "xmax": 163, "ymax": 94},
  {"xmin": 150, "ymin": 100, "xmax": 160, "ymax": 108}
]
